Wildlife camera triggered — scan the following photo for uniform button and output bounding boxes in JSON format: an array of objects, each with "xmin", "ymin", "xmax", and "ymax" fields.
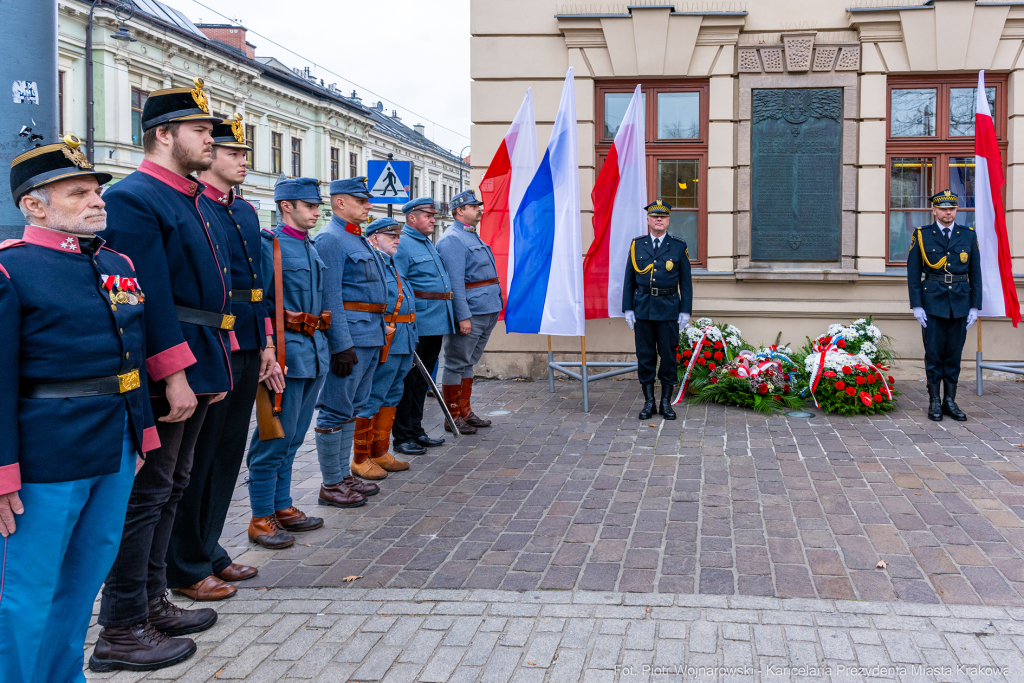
[
  {"xmin": 228, "ymin": 210, "xmax": 233, "ymax": 215},
  {"xmin": 216, "ymin": 245, "xmax": 219, "ymax": 250},
  {"xmin": 253, "ymin": 274, "xmax": 257, "ymax": 279},
  {"xmin": 111, "ymin": 304, "xmax": 117, "ymax": 311},
  {"xmin": 228, "ymin": 291, "xmax": 232, "ymax": 297},
  {"xmin": 224, "ymin": 268, "xmax": 228, "ymax": 273},
  {"xmin": 244, "ymin": 241, "xmax": 247, "ymax": 245},
  {"xmin": 949, "ymin": 286, "xmax": 952, "ymax": 289},
  {"xmin": 249, "ymin": 257, "xmax": 253, "ymax": 262},
  {"xmin": 207, "ymin": 222, "xmax": 211, "ymax": 227},
  {"xmin": 119, "ymin": 328, "xmax": 124, "ymax": 335},
  {"xmin": 125, "ymin": 352, "xmax": 130, "ymax": 359}
]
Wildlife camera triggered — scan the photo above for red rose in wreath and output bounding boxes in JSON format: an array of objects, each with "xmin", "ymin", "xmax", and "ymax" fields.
[
  {"xmin": 837, "ymin": 339, "xmax": 846, "ymax": 348},
  {"xmin": 842, "ymin": 366, "xmax": 852, "ymax": 375},
  {"xmin": 822, "ymin": 336, "xmax": 832, "ymax": 344},
  {"xmin": 874, "ymin": 393, "xmax": 884, "ymax": 402},
  {"xmin": 845, "ymin": 387, "xmax": 856, "ymax": 396},
  {"xmin": 713, "ymin": 351, "xmax": 724, "ymax": 361},
  {"xmin": 703, "ymin": 340, "xmax": 712, "ymax": 347},
  {"xmin": 835, "ymin": 381, "xmax": 845, "ymax": 390},
  {"xmin": 683, "ymin": 349, "xmax": 692, "ymax": 358},
  {"xmin": 856, "ymin": 376, "xmax": 866, "ymax": 385},
  {"xmin": 697, "ymin": 357, "xmax": 707, "ymax": 366},
  {"xmin": 758, "ymin": 384, "xmax": 768, "ymax": 394},
  {"xmin": 704, "ymin": 350, "xmax": 712, "ymax": 359},
  {"xmin": 714, "ymin": 341, "xmax": 723, "ymax": 349},
  {"xmin": 708, "ymin": 363, "xmax": 717, "ymax": 371},
  {"xmin": 710, "ymin": 377, "xmax": 719, "ymax": 384},
  {"xmin": 859, "ymin": 391, "xmax": 873, "ymax": 407},
  {"xmin": 676, "ymin": 353, "xmax": 682, "ymax": 361}
]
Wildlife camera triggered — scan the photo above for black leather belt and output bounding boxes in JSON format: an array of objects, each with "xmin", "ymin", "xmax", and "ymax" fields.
[
  {"xmin": 231, "ymin": 289, "xmax": 263, "ymax": 303},
  {"xmin": 20, "ymin": 369, "xmax": 141, "ymax": 398},
  {"xmin": 924, "ymin": 272, "xmax": 968, "ymax": 284},
  {"xmin": 176, "ymin": 305, "xmax": 236, "ymax": 330},
  {"xmin": 637, "ymin": 285, "xmax": 678, "ymax": 297}
]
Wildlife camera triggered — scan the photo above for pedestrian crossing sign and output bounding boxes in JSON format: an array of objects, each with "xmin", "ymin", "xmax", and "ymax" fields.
[{"xmin": 367, "ymin": 160, "xmax": 411, "ymax": 204}]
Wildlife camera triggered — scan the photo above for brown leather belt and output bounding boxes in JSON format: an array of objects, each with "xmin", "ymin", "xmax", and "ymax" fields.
[
  {"xmin": 388, "ymin": 313, "xmax": 416, "ymax": 323},
  {"xmin": 343, "ymin": 302, "xmax": 387, "ymax": 313},
  {"xmin": 413, "ymin": 290, "xmax": 454, "ymax": 300},
  {"xmin": 276, "ymin": 310, "xmax": 332, "ymax": 337},
  {"xmin": 465, "ymin": 277, "xmax": 500, "ymax": 290}
]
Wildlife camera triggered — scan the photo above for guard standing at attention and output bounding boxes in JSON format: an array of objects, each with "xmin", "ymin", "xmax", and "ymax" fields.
[
  {"xmin": 907, "ymin": 189, "xmax": 981, "ymax": 422},
  {"xmin": 358, "ymin": 218, "xmax": 418, "ymax": 474},
  {"xmin": 436, "ymin": 189, "xmax": 502, "ymax": 434},
  {"xmin": 391, "ymin": 197, "xmax": 455, "ymax": 455},
  {"xmin": 622, "ymin": 200, "xmax": 692, "ymax": 421},
  {"xmin": 0, "ymin": 137, "xmax": 160, "ymax": 683},
  {"xmin": 312, "ymin": 177, "xmax": 388, "ymax": 501},
  {"xmin": 166, "ymin": 115, "xmax": 284, "ymax": 600},
  {"xmin": 244, "ymin": 177, "xmax": 328, "ymax": 549}
]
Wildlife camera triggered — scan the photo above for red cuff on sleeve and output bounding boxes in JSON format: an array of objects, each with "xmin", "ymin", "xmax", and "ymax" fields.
[
  {"xmin": 146, "ymin": 342, "xmax": 197, "ymax": 381},
  {"xmin": 142, "ymin": 426, "xmax": 161, "ymax": 454},
  {"xmin": 265, "ymin": 317, "xmax": 273, "ymax": 336},
  {"xmin": 229, "ymin": 330, "xmax": 240, "ymax": 352},
  {"xmin": 0, "ymin": 463, "xmax": 21, "ymax": 496}
]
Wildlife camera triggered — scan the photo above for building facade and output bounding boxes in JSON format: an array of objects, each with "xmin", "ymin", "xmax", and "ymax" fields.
[{"xmin": 471, "ymin": 0, "xmax": 1024, "ymax": 379}]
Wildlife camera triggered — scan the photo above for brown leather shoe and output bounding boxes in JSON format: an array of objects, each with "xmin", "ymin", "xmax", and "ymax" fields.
[
  {"xmin": 318, "ymin": 482, "xmax": 366, "ymax": 508},
  {"xmin": 215, "ymin": 563, "xmax": 258, "ymax": 582},
  {"xmin": 444, "ymin": 413, "xmax": 477, "ymax": 434},
  {"xmin": 248, "ymin": 514, "xmax": 295, "ymax": 549},
  {"xmin": 372, "ymin": 450, "xmax": 410, "ymax": 472},
  {"xmin": 275, "ymin": 506, "xmax": 324, "ymax": 532},
  {"xmin": 172, "ymin": 575, "xmax": 237, "ymax": 601},
  {"xmin": 460, "ymin": 378, "xmax": 491, "ymax": 427},
  {"xmin": 89, "ymin": 620, "xmax": 196, "ymax": 672},
  {"xmin": 352, "ymin": 458, "xmax": 388, "ymax": 480},
  {"xmin": 148, "ymin": 593, "xmax": 217, "ymax": 636},
  {"xmin": 464, "ymin": 411, "xmax": 492, "ymax": 428},
  {"xmin": 342, "ymin": 474, "xmax": 379, "ymax": 496}
]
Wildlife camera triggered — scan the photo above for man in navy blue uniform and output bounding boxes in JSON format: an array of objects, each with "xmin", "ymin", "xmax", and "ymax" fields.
[
  {"xmin": 0, "ymin": 136, "xmax": 161, "ymax": 682},
  {"xmin": 391, "ymin": 197, "xmax": 455, "ymax": 455},
  {"xmin": 312, "ymin": 177, "xmax": 389, "ymax": 497},
  {"xmin": 622, "ymin": 200, "xmax": 693, "ymax": 421},
  {"xmin": 908, "ymin": 190, "xmax": 982, "ymax": 422},
  {"xmin": 245, "ymin": 178, "xmax": 330, "ymax": 548},
  {"xmin": 93, "ymin": 80, "xmax": 232, "ymax": 671},
  {"xmin": 166, "ymin": 115, "xmax": 284, "ymax": 600}
]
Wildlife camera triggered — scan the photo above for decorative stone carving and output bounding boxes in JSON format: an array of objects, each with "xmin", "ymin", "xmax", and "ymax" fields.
[
  {"xmin": 836, "ymin": 46, "xmax": 860, "ymax": 71},
  {"xmin": 813, "ymin": 47, "xmax": 839, "ymax": 71},
  {"xmin": 759, "ymin": 48, "xmax": 784, "ymax": 73},
  {"xmin": 738, "ymin": 49, "xmax": 762, "ymax": 73},
  {"xmin": 782, "ymin": 34, "xmax": 814, "ymax": 72}
]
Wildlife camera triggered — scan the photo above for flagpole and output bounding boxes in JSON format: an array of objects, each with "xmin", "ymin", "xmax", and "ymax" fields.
[
  {"xmin": 548, "ymin": 335, "xmax": 554, "ymax": 393},
  {"xmin": 580, "ymin": 336, "xmax": 589, "ymax": 412},
  {"xmin": 976, "ymin": 319, "xmax": 984, "ymax": 395}
]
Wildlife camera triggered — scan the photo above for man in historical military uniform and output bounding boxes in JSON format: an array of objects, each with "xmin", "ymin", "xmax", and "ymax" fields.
[
  {"xmin": 908, "ymin": 189, "xmax": 981, "ymax": 422},
  {"xmin": 244, "ymin": 178, "xmax": 328, "ymax": 548},
  {"xmin": 356, "ymin": 218, "xmax": 417, "ymax": 473},
  {"xmin": 0, "ymin": 137, "xmax": 161, "ymax": 683},
  {"xmin": 391, "ymin": 197, "xmax": 455, "ymax": 455},
  {"xmin": 312, "ymin": 177, "xmax": 387, "ymax": 501},
  {"xmin": 166, "ymin": 115, "xmax": 284, "ymax": 600},
  {"xmin": 436, "ymin": 189, "xmax": 502, "ymax": 434},
  {"xmin": 94, "ymin": 80, "xmax": 231, "ymax": 671},
  {"xmin": 622, "ymin": 200, "xmax": 693, "ymax": 421}
]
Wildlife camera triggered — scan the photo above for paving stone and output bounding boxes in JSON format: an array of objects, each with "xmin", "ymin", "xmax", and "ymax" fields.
[{"xmin": 419, "ymin": 647, "xmax": 466, "ymax": 682}]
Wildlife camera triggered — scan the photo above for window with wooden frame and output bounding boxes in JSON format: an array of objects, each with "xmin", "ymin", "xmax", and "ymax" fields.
[
  {"xmin": 245, "ymin": 124, "xmax": 255, "ymax": 167},
  {"xmin": 596, "ymin": 80, "xmax": 709, "ymax": 265},
  {"xmin": 291, "ymin": 137, "xmax": 302, "ymax": 177},
  {"xmin": 131, "ymin": 87, "xmax": 149, "ymax": 147},
  {"xmin": 349, "ymin": 152, "xmax": 358, "ymax": 177},
  {"xmin": 271, "ymin": 132, "xmax": 283, "ymax": 174},
  {"xmin": 330, "ymin": 147, "xmax": 340, "ymax": 181},
  {"xmin": 886, "ymin": 74, "xmax": 1007, "ymax": 264}
]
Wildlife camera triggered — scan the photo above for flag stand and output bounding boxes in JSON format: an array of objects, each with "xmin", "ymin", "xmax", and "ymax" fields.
[
  {"xmin": 975, "ymin": 319, "xmax": 1024, "ymax": 395},
  {"xmin": 547, "ymin": 335, "xmax": 638, "ymax": 412}
]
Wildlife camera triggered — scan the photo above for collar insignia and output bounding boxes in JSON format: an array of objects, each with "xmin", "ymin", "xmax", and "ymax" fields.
[{"xmin": 60, "ymin": 237, "xmax": 78, "ymax": 251}]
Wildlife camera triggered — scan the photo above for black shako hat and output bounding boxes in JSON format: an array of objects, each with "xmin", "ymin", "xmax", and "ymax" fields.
[
  {"xmin": 10, "ymin": 133, "xmax": 112, "ymax": 205},
  {"xmin": 141, "ymin": 77, "xmax": 222, "ymax": 131},
  {"xmin": 212, "ymin": 113, "xmax": 251, "ymax": 149}
]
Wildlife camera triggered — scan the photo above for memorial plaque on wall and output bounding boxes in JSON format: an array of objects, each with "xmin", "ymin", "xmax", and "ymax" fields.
[{"xmin": 751, "ymin": 88, "xmax": 842, "ymax": 261}]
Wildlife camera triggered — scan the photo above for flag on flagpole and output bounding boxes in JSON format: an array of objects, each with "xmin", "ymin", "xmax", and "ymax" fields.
[
  {"xmin": 504, "ymin": 68, "xmax": 584, "ymax": 336},
  {"xmin": 479, "ymin": 88, "xmax": 538, "ymax": 319},
  {"xmin": 583, "ymin": 84, "xmax": 647, "ymax": 319},
  {"xmin": 975, "ymin": 70, "xmax": 1021, "ymax": 327}
]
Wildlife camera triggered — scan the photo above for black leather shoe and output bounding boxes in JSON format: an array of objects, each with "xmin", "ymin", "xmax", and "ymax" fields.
[
  {"xmin": 89, "ymin": 621, "xmax": 196, "ymax": 672},
  {"xmin": 416, "ymin": 435, "xmax": 445, "ymax": 448},
  {"xmin": 147, "ymin": 593, "xmax": 217, "ymax": 637},
  {"xmin": 638, "ymin": 383, "xmax": 656, "ymax": 420},
  {"xmin": 395, "ymin": 440, "xmax": 427, "ymax": 455},
  {"xmin": 660, "ymin": 384, "xmax": 677, "ymax": 420},
  {"xmin": 927, "ymin": 382, "xmax": 943, "ymax": 422},
  {"xmin": 942, "ymin": 380, "xmax": 967, "ymax": 421}
]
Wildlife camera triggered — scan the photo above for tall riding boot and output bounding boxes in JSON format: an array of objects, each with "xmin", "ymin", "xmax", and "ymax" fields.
[
  {"xmin": 442, "ymin": 384, "xmax": 476, "ymax": 434},
  {"xmin": 660, "ymin": 384, "xmax": 677, "ymax": 420},
  {"xmin": 942, "ymin": 380, "xmax": 967, "ymax": 421},
  {"xmin": 638, "ymin": 383, "xmax": 656, "ymax": 420},
  {"xmin": 351, "ymin": 417, "xmax": 387, "ymax": 479},
  {"xmin": 926, "ymin": 383, "xmax": 943, "ymax": 422},
  {"xmin": 371, "ymin": 406, "xmax": 409, "ymax": 471},
  {"xmin": 461, "ymin": 377, "xmax": 491, "ymax": 427}
]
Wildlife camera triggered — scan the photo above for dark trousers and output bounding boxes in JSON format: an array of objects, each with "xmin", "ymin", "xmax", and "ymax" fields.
[
  {"xmin": 635, "ymin": 318, "xmax": 679, "ymax": 385},
  {"xmin": 392, "ymin": 334, "xmax": 443, "ymax": 442},
  {"xmin": 922, "ymin": 314, "xmax": 968, "ymax": 385},
  {"xmin": 99, "ymin": 395, "xmax": 211, "ymax": 628},
  {"xmin": 166, "ymin": 351, "xmax": 260, "ymax": 588}
]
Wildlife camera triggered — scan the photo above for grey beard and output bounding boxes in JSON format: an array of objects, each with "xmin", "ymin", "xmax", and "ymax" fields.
[{"xmin": 44, "ymin": 207, "xmax": 106, "ymax": 235}]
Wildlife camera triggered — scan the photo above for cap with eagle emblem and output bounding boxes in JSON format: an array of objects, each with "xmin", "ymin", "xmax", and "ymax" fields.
[
  {"xmin": 645, "ymin": 199, "xmax": 672, "ymax": 216},
  {"xmin": 210, "ymin": 113, "xmax": 252, "ymax": 150},
  {"xmin": 140, "ymin": 77, "xmax": 222, "ymax": 131},
  {"xmin": 9, "ymin": 133, "xmax": 113, "ymax": 204},
  {"xmin": 929, "ymin": 189, "xmax": 959, "ymax": 207}
]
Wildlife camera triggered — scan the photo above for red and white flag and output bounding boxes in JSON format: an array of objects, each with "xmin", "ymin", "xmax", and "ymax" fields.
[
  {"xmin": 584, "ymin": 85, "xmax": 647, "ymax": 319},
  {"xmin": 479, "ymin": 89, "xmax": 538, "ymax": 319},
  {"xmin": 975, "ymin": 70, "xmax": 1021, "ymax": 327}
]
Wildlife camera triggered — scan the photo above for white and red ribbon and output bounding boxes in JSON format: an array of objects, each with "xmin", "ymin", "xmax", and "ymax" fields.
[{"xmin": 672, "ymin": 325, "xmax": 729, "ymax": 405}]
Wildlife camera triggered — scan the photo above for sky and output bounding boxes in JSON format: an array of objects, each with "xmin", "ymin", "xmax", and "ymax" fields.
[{"xmin": 161, "ymin": 0, "xmax": 472, "ymax": 156}]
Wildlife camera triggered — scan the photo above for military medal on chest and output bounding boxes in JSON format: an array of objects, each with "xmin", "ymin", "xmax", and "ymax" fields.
[
  {"xmin": 666, "ymin": 260, "xmax": 674, "ymax": 271},
  {"xmin": 100, "ymin": 274, "xmax": 144, "ymax": 305}
]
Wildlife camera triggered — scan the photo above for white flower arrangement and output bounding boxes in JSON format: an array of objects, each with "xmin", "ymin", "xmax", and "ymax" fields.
[
  {"xmin": 727, "ymin": 335, "xmax": 742, "ymax": 347},
  {"xmin": 695, "ymin": 317, "xmax": 715, "ymax": 328},
  {"xmin": 865, "ymin": 325, "xmax": 882, "ymax": 342},
  {"xmin": 827, "ymin": 323, "xmax": 844, "ymax": 336},
  {"xmin": 725, "ymin": 325, "xmax": 742, "ymax": 337},
  {"xmin": 860, "ymin": 341, "xmax": 878, "ymax": 359}
]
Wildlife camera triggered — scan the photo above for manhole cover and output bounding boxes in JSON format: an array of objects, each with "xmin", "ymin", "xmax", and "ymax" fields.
[
  {"xmin": 487, "ymin": 410, "xmax": 511, "ymax": 416},
  {"xmin": 786, "ymin": 411, "xmax": 815, "ymax": 418}
]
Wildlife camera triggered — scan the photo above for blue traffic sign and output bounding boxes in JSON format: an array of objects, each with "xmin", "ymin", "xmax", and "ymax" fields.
[{"xmin": 367, "ymin": 159, "xmax": 411, "ymax": 204}]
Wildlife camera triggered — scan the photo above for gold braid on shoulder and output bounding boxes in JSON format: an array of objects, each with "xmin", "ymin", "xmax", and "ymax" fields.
[{"xmin": 630, "ymin": 240, "xmax": 653, "ymax": 275}]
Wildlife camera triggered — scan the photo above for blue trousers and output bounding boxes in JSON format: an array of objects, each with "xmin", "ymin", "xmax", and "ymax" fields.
[
  {"xmin": 359, "ymin": 352, "xmax": 413, "ymax": 417},
  {"xmin": 0, "ymin": 418, "xmax": 135, "ymax": 683},
  {"xmin": 316, "ymin": 345, "xmax": 380, "ymax": 429},
  {"xmin": 247, "ymin": 374, "xmax": 325, "ymax": 517}
]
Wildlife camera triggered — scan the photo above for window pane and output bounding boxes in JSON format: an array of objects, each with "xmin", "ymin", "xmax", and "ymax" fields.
[
  {"xmin": 889, "ymin": 157, "xmax": 933, "ymax": 208},
  {"xmin": 668, "ymin": 212, "xmax": 698, "ymax": 261},
  {"xmin": 131, "ymin": 111, "xmax": 142, "ymax": 147},
  {"xmin": 657, "ymin": 92, "xmax": 699, "ymax": 139},
  {"xmin": 949, "ymin": 87, "xmax": 996, "ymax": 136},
  {"xmin": 604, "ymin": 92, "xmax": 638, "ymax": 140},
  {"xmin": 955, "ymin": 210, "xmax": 976, "ymax": 229},
  {"xmin": 948, "ymin": 157, "xmax": 976, "ymax": 208},
  {"xmin": 657, "ymin": 159, "xmax": 699, "ymax": 209},
  {"xmin": 889, "ymin": 210, "xmax": 933, "ymax": 262},
  {"xmin": 891, "ymin": 88, "xmax": 937, "ymax": 137}
]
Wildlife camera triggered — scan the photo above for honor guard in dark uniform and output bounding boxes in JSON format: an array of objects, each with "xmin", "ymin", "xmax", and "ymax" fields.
[
  {"xmin": 0, "ymin": 136, "xmax": 159, "ymax": 683},
  {"xmin": 166, "ymin": 115, "xmax": 284, "ymax": 601},
  {"xmin": 622, "ymin": 200, "xmax": 693, "ymax": 420},
  {"xmin": 908, "ymin": 190, "xmax": 981, "ymax": 422}
]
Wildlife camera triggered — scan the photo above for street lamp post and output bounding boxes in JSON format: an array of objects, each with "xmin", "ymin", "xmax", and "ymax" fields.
[
  {"xmin": 458, "ymin": 145, "xmax": 470, "ymax": 193},
  {"xmin": 86, "ymin": 0, "xmax": 137, "ymax": 165}
]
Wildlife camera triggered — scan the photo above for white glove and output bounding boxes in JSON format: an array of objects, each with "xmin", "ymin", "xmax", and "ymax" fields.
[
  {"xmin": 912, "ymin": 307, "xmax": 928, "ymax": 328},
  {"xmin": 624, "ymin": 311, "xmax": 636, "ymax": 330},
  {"xmin": 966, "ymin": 308, "xmax": 979, "ymax": 328},
  {"xmin": 678, "ymin": 312, "xmax": 690, "ymax": 332}
]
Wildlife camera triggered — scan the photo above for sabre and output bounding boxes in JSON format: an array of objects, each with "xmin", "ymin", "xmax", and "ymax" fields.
[{"xmin": 414, "ymin": 352, "xmax": 461, "ymax": 437}]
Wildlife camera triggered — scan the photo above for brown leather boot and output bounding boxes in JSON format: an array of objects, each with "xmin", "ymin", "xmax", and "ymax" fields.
[
  {"xmin": 147, "ymin": 592, "xmax": 217, "ymax": 636},
  {"xmin": 371, "ymin": 406, "xmax": 409, "ymax": 472},
  {"xmin": 275, "ymin": 506, "xmax": 324, "ymax": 532},
  {"xmin": 352, "ymin": 416, "xmax": 388, "ymax": 479},
  {"xmin": 442, "ymin": 384, "xmax": 477, "ymax": 434},
  {"xmin": 89, "ymin": 620, "xmax": 196, "ymax": 672},
  {"xmin": 460, "ymin": 377, "xmax": 491, "ymax": 428},
  {"xmin": 248, "ymin": 514, "xmax": 295, "ymax": 549},
  {"xmin": 342, "ymin": 474, "xmax": 379, "ymax": 496},
  {"xmin": 318, "ymin": 481, "xmax": 366, "ymax": 508}
]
